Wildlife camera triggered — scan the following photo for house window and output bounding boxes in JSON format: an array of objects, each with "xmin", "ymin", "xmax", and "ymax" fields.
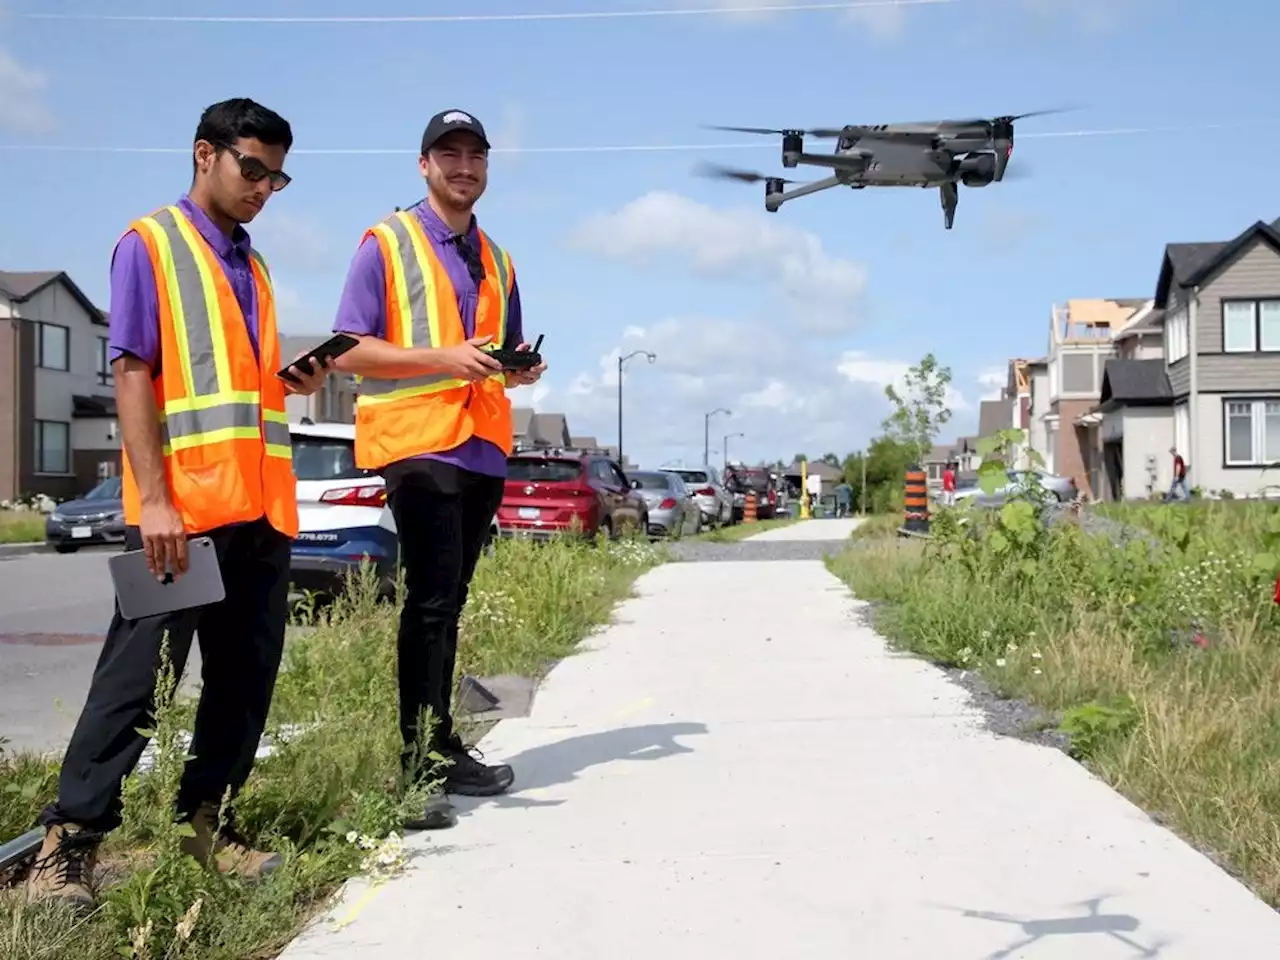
[
  {"xmin": 1223, "ymin": 399, "xmax": 1280, "ymax": 466},
  {"xmin": 96, "ymin": 336, "xmax": 113, "ymax": 385},
  {"xmin": 1174, "ymin": 403, "xmax": 1190, "ymax": 457},
  {"xmin": 1222, "ymin": 299, "xmax": 1280, "ymax": 353},
  {"xmin": 35, "ymin": 420, "xmax": 71, "ymax": 474},
  {"xmin": 1060, "ymin": 353, "xmax": 1095, "ymax": 393},
  {"xmin": 1164, "ymin": 309, "xmax": 1189, "ymax": 362},
  {"xmin": 37, "ymin": 322, "xmax": 70, "ymax": 371}
]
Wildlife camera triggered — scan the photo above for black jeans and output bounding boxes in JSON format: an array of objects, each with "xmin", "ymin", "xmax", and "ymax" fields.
[
  {"xmin": 387, "ymin": 463, "xmax": 504, "ymax": 774},
  {"xmin": 40, "ymin": 517, "xmax": 291, "ymax": 834}
]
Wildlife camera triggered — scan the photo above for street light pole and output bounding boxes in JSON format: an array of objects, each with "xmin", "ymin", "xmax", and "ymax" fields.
[
  {"xmin": 723, "ymin": 431, "xmax": 744, "ymax": 472},
  {"xmin": 703, "ymin": 407, "xmax": 731, "ymax": 465},
  {"xmin": 617, "ymin": 349, "xmax": 656, "ymax": 466}
]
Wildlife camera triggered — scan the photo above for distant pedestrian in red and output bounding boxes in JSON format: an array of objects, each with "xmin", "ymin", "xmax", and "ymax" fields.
[{"xmin": 941, "ymin": 462, "xmax": 957, "ymax": 507}]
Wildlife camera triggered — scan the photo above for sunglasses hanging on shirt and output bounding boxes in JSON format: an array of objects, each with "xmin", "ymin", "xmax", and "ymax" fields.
[{"xmin": 452, "ymin": 234, "xmax": 486, "ymax": 285}]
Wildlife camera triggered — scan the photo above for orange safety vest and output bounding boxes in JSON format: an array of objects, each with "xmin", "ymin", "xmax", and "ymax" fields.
[
  {"xmin": 120, "ymin": 204, "xmax": 299, "ymax": 538},
  {"xmin": 354, "ymin": 209, "xmax": 515, "ymax": 470}
]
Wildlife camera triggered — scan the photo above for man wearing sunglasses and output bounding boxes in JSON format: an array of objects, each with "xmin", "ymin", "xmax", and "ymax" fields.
[
  {"xmin": 26, "ymin": 98, "xmax": 329, "ymax": 908},
  {"xmin": 331, "ymin": 109, "xmax": 545, "ymax": 831}
]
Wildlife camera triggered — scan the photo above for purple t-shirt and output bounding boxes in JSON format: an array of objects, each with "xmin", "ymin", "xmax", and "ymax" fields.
[
  {"xmin": 109, "ymin": 195, "xmax": 260, "ymax": 374},
  {"xmin": 332, "ymin": 201, "xmax": 524, "ymax": 479}
]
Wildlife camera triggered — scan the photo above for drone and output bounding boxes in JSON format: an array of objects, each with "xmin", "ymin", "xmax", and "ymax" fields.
[{"xmin": 697, "ymin": 110, "xmax": 1063, "ymax": 229}]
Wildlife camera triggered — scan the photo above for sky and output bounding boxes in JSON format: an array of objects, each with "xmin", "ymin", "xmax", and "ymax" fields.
[{"xmin": 1, "ymin": 0, "xmax": 1276, "ymax": 470}]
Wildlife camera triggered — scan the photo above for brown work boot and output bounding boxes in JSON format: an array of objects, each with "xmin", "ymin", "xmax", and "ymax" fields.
[
  {"xmin": 179, "ymin": 803, "xmax": 282, "ymax": 880},
  {"xmin": 25, "ymin": 823, "xmax": 100, "ymax": 908}
]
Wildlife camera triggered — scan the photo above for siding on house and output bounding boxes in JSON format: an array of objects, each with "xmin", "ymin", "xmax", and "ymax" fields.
[
  {"xmin": 1168, "ymin": 357, "xmax": 1190, "ymax": 397},
  {"xmin": 1194, "ymin": 239, "xmax": 1280, "ymax": 391}
]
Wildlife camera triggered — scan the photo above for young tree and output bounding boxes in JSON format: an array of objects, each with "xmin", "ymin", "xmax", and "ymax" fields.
[{"xmin": 881, "ymin": 353, "xmax": 954, "ymax": 466}]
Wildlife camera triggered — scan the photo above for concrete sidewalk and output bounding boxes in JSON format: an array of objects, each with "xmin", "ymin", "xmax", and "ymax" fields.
[{"xmin": 280, "ymin": 525, "xmax": 1280, "ymax": 959}]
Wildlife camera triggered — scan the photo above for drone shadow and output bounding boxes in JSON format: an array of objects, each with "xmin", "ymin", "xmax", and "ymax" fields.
[{"xmin": 926, "ymin": 893, "xmax": 1172, "ymax": 959}]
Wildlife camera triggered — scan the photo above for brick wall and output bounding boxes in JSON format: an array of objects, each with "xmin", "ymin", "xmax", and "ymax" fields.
[
  {"xmin": 1052, "ymin": 399, "xmax": 1098, "ymax": 498},
  {"xmin": 0, "ymin": 318, "xmax": 17, "ymax": 501}
]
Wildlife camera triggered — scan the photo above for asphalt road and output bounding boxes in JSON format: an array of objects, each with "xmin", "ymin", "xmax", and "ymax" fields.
[{"xmin": 0, "ymin": 544, "xmax": 203, "ymax": 757}]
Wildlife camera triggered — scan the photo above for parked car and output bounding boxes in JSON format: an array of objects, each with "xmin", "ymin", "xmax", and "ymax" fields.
[
  {"xmin": 659, "ymin": 464, "xmax": 734, "ymax": 528},
  {"xmin": 44, "ymin": 475, "xmax": 125, "ymax": 553},
  {"xmin": 288, "ymin": 422, "xmax": 499, "ymax": 599},
  {"xmin": 952, "ymin": 468, "xmax": 1078, "ymax": 508},
  {"xmin": 725, "ymin": 466, "xmax": 777, "ymax": 520},
  {"xmin": 628, "ymin": 471, "xmax": 701, "ymax": 539},
  {"xmin": 498, "ymin": 451, "xmax": 647, "ymax": 540}
]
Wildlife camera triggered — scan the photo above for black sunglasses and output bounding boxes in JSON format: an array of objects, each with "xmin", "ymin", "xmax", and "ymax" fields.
[
  {"xmin": 215, "ymin": 141, "xmax": 291, "ymax": 192},
  {"xmin": 453, "ymin": 234, "xmax": 486, "ymax": 285}
]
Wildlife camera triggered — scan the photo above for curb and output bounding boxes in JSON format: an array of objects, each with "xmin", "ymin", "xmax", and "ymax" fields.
[{"xmin": 0, "ymin": 541, "xmax": 47, "ymax": 558}]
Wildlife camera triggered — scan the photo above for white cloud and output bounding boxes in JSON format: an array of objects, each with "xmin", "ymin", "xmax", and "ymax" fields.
[
  {"xmin": 977, "ymin": 367, "xmax": 1006, "ymax": 401},
  {"xmin": 0, "ymin": 48, "xmax": 54, "ymax": 133},
  {"xmin": 567, "ymin": 191, "xmax": 867, "ymax": 333},
  {"xmin": 534, "ymin": 309, "xmax": 1004, "ymax": 468}
]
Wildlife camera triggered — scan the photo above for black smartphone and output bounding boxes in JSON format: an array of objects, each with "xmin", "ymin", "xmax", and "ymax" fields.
[{"xmin": 276, "ymin": 333, "xmax": 360, "ymax": 384}]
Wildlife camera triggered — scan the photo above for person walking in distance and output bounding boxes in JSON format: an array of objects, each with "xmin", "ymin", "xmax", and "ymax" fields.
[
  {"xmin": 1168, "ymin": 446, "xmax": 1190, "ymax": 501},
  {"xmin": 330, "ymin": 109, "xmax": 545, "ymax": 829},
  {"xmin": 26, "ymin": 98, "xmax": 330, "ymax": 908},
  {"xmin": 941, "ymin": 461, "xmax": 957, "ymax": 507}
]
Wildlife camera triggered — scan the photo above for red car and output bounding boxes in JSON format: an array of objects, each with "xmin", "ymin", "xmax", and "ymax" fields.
[{"xmin": 498, "ymin": 451, "xmax": 648, "ymax": 540}]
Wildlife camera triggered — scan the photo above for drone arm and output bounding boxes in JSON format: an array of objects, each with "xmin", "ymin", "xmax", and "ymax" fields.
[{"xmin": 779, "ymin": 175, "xmax": 843, "ymax": 202}]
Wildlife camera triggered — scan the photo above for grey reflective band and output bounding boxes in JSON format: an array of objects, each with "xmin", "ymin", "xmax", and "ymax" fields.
[{"xmin": 163, "ymin": 402, "xmax": 259, "ymax": 442}]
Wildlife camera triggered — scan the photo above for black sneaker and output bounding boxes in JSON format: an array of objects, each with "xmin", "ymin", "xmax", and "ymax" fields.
[
  {"xmin": 403, "ymin": 786, "xmax": 458, "ymax": 831},
  {"xmin": 442, "ymin": 741, "xmax": 515, "ymax": 797}
]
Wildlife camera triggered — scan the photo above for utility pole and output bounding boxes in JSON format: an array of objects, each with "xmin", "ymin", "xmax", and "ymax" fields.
[
  {"xmin": 617, "ymin": 349, "xmax": 656, "ymax": 466},
  {"xmin": 704, "ymin": 407, "xmax": 731, "ymax": 465}
]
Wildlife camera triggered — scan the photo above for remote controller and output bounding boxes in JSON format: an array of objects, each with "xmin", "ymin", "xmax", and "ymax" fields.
[{"xmin": 485, "ymin": 334, "xmax": 543, "ymax": 371}]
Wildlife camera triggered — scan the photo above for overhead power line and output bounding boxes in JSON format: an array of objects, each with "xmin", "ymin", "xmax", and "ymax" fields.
[
  {"xmin": 0, "ymin": 124, "xmax": 1258, "ymax": 155},
  {"xmin": 14, "ymin": 0, "xmax": 957, "ymax": 24}
]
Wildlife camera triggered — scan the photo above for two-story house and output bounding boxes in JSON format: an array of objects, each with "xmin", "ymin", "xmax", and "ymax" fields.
[
  {"xmin": 1, "ymin": 271, "xmax": 121, "ymax": 501},
  {"xmin": 1157, "ymin": 217, "xmax": 1280, "ymax": 496},
  {"xmin": 1095, "ymin": 216, "xmax": 1280, "ymax": 499}
]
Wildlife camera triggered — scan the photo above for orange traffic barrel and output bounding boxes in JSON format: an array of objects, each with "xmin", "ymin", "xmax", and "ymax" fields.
[
  {"xmin": 903, "ymin": 465, "xmax": 930, "ymax": 533},
  {"xmin": 744, "ymin": 491, "xmax": 758, "ymax": 523}
]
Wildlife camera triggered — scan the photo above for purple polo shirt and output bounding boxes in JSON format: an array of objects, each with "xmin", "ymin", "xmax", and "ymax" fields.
[
  {"xmin": 332, "ymin": 201, "xmax": 524, "ymax": 479},
  {"xmin": 109, "ymin": 195, "xmax": 259, "ymax": 373}
]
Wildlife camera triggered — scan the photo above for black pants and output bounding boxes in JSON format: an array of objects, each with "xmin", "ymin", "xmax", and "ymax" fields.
[
  {"xmin": 40, "ymin": 517, "xmax": 291, "ymax": 834},
  {"xmin": 387, "ymin": 463, "xmax": 504, "ymax": 773}
]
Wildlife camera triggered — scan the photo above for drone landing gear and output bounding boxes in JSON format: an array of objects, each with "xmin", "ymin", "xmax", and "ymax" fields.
[{"xmin": 940, "ymin": 181, "xmax": 958, "ymax": 230}]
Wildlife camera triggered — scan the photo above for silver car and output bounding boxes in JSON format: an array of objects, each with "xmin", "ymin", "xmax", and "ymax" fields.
[
  {"xmin": 659, "ymin": 464, "xmax": 734, "ymax": 528},
  {"xmin": 629, "ymin": 471, "xmax": 701, "ymax": 539},
  {"xmin": 953, "ymin": 468, "xmax": 1078, "ymax": 508}
]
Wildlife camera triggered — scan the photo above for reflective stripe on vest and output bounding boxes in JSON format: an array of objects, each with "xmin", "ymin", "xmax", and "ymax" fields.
[
  {"xmin": 355, "ymin": 211, "xmax": 512, "ymax": 406},
  {"xmin": 135, "ymin": 206, "xmax": 292, "ymax": 461}
]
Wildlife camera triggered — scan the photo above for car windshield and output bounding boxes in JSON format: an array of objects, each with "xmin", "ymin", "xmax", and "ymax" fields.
[
  {"xmin": 630, "ymin": 472, "xmax": 671, "ymax": 490},
  {"xmin": 507, "ymin": 458, "xmax": 582, "ymax": 483},
  {"xmin": 672, "ymin": 470, "xmax": 707, "ymax": 484},
  {"xmin": 291, "ymin": 437, "xmax": 367, "ymax": 481},
  {"xmin": 84, "ymin": 476, "xmax": 123, "ymax": 500}
]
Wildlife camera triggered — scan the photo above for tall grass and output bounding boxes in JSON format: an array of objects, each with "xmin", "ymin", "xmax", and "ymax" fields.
[
  {"xmin": 827, "ymin": 501, "xmax": 1280, "ymax": 904},
  {"xmin": 0, "ymin": 532, "xmax": 662, "ymax": 959}
]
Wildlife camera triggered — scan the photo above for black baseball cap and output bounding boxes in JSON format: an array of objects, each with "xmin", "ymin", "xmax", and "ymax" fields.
[{"xmin": 420, "ymin": 109, "xmax": 491, "ymax": 155}]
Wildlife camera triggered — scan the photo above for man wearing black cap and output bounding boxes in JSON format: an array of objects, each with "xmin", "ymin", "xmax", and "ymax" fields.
[{"xmin": 331, "ymin": 109, "xmax": 544, "ymax": 830}]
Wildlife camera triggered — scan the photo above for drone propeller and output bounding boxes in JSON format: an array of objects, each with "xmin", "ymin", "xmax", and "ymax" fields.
[
  {"xmin": 694, "ymin": 162, "xmax": 802, "ymax": 185},
  {"xmin": 703, "ymin": 124, "xmax": 846, "ymax": 139}
]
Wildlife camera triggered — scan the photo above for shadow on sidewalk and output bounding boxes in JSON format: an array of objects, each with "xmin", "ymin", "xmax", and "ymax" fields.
[{"xmin": 457, "ymin": 721, "xmax": 708, "ymax": 815}]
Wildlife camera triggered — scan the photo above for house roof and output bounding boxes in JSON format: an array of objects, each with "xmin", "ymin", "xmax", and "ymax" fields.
[
  {"xmin": 978, "ymin": 399, "xmax": 1010, "ymax": 438},
  {"xmin": 924, "ymin": 444, "xmax": 950, "ymax": 463},
  {"xmin": 512, "ymin": 407, "xmax": 534, "ymax": 437},
  {"xmin": 570, "ymin": 435, "xmax": 598, "ymax": 449},
  {"xmin": 529, "ymin": 412, "xmax": 570, "ymax": 447},
  {"xmin": 0, "ymin": 270, "xmax": 106, "ymax": 325},
  {"xmin": 1098, "ymin": 359, "xmax": 1172, "ymax": 408},
  {"xmin": 1154, "ymin": 220, "xmax": 1280, "ymax": 307}
]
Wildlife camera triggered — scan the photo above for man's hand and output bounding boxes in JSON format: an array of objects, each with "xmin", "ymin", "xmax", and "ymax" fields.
[
  {"xmin": 281, "ymin": 351, "xmax": 333, "ymax": 396},
  {"xmin": 505, "ymin": 341, "xmax": 547, "ymax": 386},
  {"xmin": 139, "ymin": 497, "xmax": 188, "ymax": 581},
  {"xmin": 434, "ymin": 336, "xmax": 504, "ymax": 382}
]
